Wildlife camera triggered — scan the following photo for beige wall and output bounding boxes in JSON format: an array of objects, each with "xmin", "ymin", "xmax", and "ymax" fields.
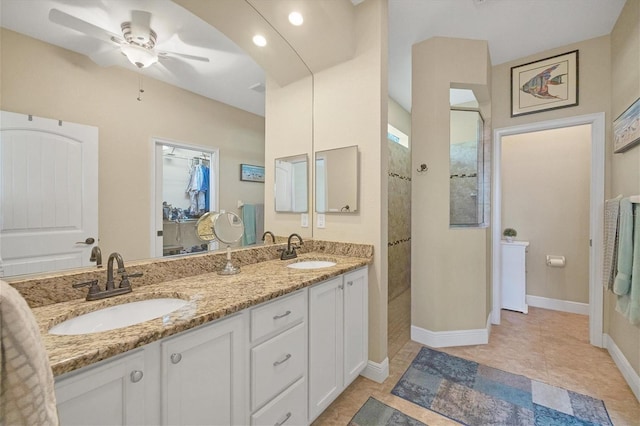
[
  {"xmin": 389, "ymin": 97, "xmax": 411, "ymax": 140},
  {"xmin": 608, "ymin": 0, "xmax": 640, "ymax": 376},
  {"xmin": 0, "ymin": 29, "xmax": 265, "ymax": 262},
  {"xmin": 264, "ymin": 74, "xmax": 313, "ymax": 239},
  {"xmin": 411, "ymin": 37, "xmax": 491, "ymax": 332},
  {"xmin": 312, "ymin": 0, "xmax": 388, "ymax": 363},
  {"xmin": 502, "ymin": 126, "xmax": 591, "ymax": 303}
]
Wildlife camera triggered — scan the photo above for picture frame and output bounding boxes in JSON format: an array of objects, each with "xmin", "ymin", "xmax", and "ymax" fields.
[
  {"xmin": 613, "ymin": 97, "xmax": 640, "ymax": 153},
  {"xmin": 240, "ymin": 163, "xmax": 265, "ymax": 182},
  {"xmin": 511, "ymin": 50, "xmax": 578, "ymax": 117}
]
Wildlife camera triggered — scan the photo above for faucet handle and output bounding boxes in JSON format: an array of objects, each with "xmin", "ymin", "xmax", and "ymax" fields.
[
  {"xmin": 73, "ymin": 280, "xmax": 100, "ymax": 296},
  {"xmin": 119, "ymin": 271, "xmax": 143, "ymax": 289}
]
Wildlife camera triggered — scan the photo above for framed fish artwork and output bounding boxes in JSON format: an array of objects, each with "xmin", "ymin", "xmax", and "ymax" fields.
[
  {"xmin": 613, "ymin": 97, "xmax": 640, "ymax": 153},
  {"xmin": 510, "ymin": 50, "xmax": 578, "ymax": 117}
]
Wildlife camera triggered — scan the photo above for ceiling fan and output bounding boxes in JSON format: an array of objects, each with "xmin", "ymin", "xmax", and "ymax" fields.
[{"xmin": 49, "ymin": 8, "xmax": 210, "ymax": 69}]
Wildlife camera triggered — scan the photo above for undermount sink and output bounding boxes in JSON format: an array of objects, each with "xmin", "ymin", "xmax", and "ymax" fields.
[
  {"xmin": 287, "ymin": 260, "xmax": 336, "ymax": 270},
  {"xmin": 49, "ymin": 298, "xmax": 189, "ymax": 335}
]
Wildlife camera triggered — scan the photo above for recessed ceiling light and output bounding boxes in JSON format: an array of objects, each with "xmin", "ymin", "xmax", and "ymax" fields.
[
  {"xmin": 252, "ymin": 35, "xmax": 267, "ymax": 47},
  {"xmin": 288, "ymin": 11, "xmax": 304, "ymax": 26}
]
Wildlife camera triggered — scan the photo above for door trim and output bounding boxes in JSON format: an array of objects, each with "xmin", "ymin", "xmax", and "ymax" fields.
[
  {"xmin": 149, "ymin": 137, "xmax": 219, "ymax": 258},
  {"xmin": 491, "ymin": 112, "xmax": 605, "ymax": 347}
]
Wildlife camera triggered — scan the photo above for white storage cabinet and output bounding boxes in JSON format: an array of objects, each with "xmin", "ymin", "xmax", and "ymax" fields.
[
  {"xmin": 308, "ymin": 267, "xmax": 368, "ymax": 422},
  {"xmin": 501, "ymin": 241, "xmax": 529, "ymax": 314}
]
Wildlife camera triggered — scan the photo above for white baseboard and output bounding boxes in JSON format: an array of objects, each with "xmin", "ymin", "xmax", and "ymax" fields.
[
  {"xmin": 361, "ymin": 357, "xmax": 389, "ymax": 383},
  {"xmin": 411, "ymin": 314, "xmax": 491, "ymax": 348},
  {"xmin": 603, "ymin": 334, "xmax": 640, "ymax": 402},
  {"xmin": 526, "ymin": 295, "xmax": 589, "ymax": 315}
]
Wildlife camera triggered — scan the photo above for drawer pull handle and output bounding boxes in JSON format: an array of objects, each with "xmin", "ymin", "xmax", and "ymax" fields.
[
  {"xmin": 274, "ymin": 411, "xmax": 292, "ymax": 426},
  {"xmin": 273, "ymin": 310, "xmax": 292, "ymax": 320},
  {"xmin": 170, "ymin": 353, "xmax": 182, "ymax": 364},
  {"xmin": 273, "ymin": 353, "xmax": 292, "ymax": 366},
  {"xmin": 130, "ymin": 370, "xmax": 144, "ymax": 383},
  {"xmin": 339, "ymin": 284, "xmax": 344, "ymax": 290},
  {"xmin": 347, "ymin": 281, "xmax": 353, "ymax": 286}
]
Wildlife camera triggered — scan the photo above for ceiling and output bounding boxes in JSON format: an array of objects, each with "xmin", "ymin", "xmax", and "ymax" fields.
[
  {"xmin": 388, "ymin": 0, "xmax": 627, "ymax": 112},
  {"xmin": 1, "ymin": 0, "xmax": 628, "ymax": 116}
]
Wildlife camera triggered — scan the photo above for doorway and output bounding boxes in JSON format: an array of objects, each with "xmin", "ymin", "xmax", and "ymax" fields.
[
  {"xmin": 151, "ymin": 138, "xmax": 219, "ymax": 258},
  {"xmin": 492, "ymin": 113, "xmax": 605, "ymax": 347}
]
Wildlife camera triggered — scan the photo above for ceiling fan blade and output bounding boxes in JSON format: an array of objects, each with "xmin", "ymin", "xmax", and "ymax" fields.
[
  {"xmin": 89, "ymin": 48, "xmax": 126, "ymax": 68},
  {"xmin": 48, "ymin": 8, "xmax": 120, "ymax": 44},
  {"xmin": 158, "ymin": 50, "xmax": 210, "ymax": 63},
  {"xmin": 129, "ymin": 10, "xmax": 152, "ymax": 45}
]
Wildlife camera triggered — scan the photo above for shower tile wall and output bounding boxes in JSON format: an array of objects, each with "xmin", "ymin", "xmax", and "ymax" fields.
[
  {"xmin": 450, "ymin": 140, "xmax": 479, "ymax": 225},
  {"xmin": 388, "ymin": 141, "xmax": 411, "ymax": 301}
]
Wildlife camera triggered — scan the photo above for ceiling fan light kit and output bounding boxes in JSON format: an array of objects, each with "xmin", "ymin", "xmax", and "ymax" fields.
[{"xmin": 121, "ymin": 43, "xmax": 158, "ymax": 68}]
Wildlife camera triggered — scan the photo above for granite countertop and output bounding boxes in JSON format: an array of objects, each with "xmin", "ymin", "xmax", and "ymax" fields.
[{"xmin": 33, "ymin": 252, "xmax": 370, "ymax": 377}]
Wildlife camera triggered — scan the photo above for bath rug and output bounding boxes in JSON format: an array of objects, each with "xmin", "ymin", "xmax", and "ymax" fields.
[
  {"xmin": 391, "ymin": 347, "xmax": 613, "ymax": 426},
  {"xmin": 349, "ymin": 397, "xmax": 426, "ymax": 426}
]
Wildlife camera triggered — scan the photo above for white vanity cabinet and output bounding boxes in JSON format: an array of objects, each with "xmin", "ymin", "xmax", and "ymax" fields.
[
  {"xmin": 249, "ymin": 290, "xmax": 307, "ymax": 425},
  {"xmin": 55, "ymin": 349, "xmax": 147, "ymax": 425},
  {"xmin": 161, "ymin": 313, "xmax": 246, "ymax": 426},
  {"xmin": 308, "ymin": 267, "xmax": 368, "ymax": 422}
]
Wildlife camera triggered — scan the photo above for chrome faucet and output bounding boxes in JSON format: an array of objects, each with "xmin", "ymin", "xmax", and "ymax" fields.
[
  {"xmin": 280, "ymin": 233, "xmax": 303, "ymax": 260},
  {"xmin": 90, "ymin": 246, "xmax": 102, "ymax": 268},
  {"xmin": 73, "ymin": 252, "xmax": 143, "ymax": 301},
  {"xmin": 262, "ymin": 231, "xmax": 276, "ymax": 244}
]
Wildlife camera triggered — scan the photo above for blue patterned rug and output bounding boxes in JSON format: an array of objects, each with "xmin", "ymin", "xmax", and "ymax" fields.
[
  {"xmin": 391, "ymin": 347, "xmax": 613, "ymax": 425},
  {"xmin": 350, "ymin": 397, "xmax": 426, "ymax": 426}
]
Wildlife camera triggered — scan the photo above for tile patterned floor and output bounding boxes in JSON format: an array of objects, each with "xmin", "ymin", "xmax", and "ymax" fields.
[{"xmin": 313, "ymin": 303, "xmax": 640, "ymax": 426}]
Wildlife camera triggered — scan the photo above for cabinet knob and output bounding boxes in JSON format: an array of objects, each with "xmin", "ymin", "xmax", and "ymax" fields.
[
  {"xmin": 130, "ymin": 370, "xmax": 144, "ymax": 383},
  {"xmin": 274, "ymin": 411, "xmax": 291, "ymax": 426},
  {"xmin": 347, "ymin": 281, "xmax": 353, "ymax": 286},
  {"xmin": 338, "ymin": 284, "xmax": 344, "ymax": 290},
  {"xmin": 170, "ymin": 353, "xmax": 182, "ymax": 364},
  {"xmin": 273, "ymin": 353, "xmax": 292, "ymax": 367}
]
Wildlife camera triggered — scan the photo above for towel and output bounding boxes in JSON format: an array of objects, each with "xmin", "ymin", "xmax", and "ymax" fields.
[
  {"xmin": 0, "ymin": 280, "xmax": 58, "ymax": 425},
  {"xmin": 242, "ymin": 204, "xmax": 257, "ymax": 246},
  {"xmin": 613, "ymin": 198, "xmax": 633, "ymax": 295},
  {"xmin": 255, "ymin": 203, "xmax": 265, "ymax": 241},
  {"xmin": 616, "ymin": 203, "xmax": 640, "ymax": 324},
  {"xmin": 603, "ymin": 195, "xmax": 622, "ymax": 290}
]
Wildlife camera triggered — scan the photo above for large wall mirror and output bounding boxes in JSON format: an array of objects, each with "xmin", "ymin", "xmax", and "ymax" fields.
[
  {"xmin": 0, "ymin": 0, "xmax": 312, "ymax": 278},
  {"xmin": 275, "ymin": 154, "xmax": 308, "ymax": 213},
  {"xmin": 315, "ymin": 146, "xmax": 358, "ymax": 213}
]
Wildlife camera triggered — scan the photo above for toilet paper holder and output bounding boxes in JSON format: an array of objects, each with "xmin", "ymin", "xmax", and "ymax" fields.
[{"xmin": 546, "ymin": 255, "xmax": 566, "ymax": 267}]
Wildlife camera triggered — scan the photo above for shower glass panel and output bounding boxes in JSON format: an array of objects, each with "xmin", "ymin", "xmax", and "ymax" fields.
[{"xmin": 450, "ymin": 109, "xmax": 484, "ymax": 226}]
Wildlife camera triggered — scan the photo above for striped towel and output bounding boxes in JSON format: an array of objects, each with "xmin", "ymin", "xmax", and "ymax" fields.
[
  {"xmin": 0, "ymin": 281, "xmax": 58, "ymax": 425},
  {"xmin": 603, "ymin": 195, "xmax": 622, "ymax": 290}
]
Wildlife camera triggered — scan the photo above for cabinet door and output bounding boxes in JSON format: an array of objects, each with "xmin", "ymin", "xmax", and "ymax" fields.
[
  {"xmin": 162, "ymin": 314, "xmax": 246, "ymax": 426},
  {"xmin": 308, "ymin": 276, "xmax": 344, "ymax": 422},
  {"xmin": 56, "ymin": 350, "xmax": 145, "ymax": 426},
  {"xmin": 343, "ymin": 267, "xmax": 368, "ymax": 386},
  {"xmin": 501, "ymin": 244, "xmax": 527, "ymax": 313}
]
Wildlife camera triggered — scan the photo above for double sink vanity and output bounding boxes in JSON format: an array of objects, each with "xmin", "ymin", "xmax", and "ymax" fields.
[{"xmin": 10, "ymin": 239, "xmax": 372, "ymax": 425}]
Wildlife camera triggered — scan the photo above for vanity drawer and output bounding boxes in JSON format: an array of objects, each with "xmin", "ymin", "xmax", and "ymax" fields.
[
  {"xmin": 251, "ymin": 377, "xmax": 306, "ymax": 426},
  {"xmin": 251, "ymin": 290, "xmax": 306, "ymax": 342},
  {"xmin": 251, "ymin": 322, "xmax": 306, "ymax": 411}
]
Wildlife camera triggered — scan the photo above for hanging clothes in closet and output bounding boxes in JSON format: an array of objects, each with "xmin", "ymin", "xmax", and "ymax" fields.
[{"xmin": 186, "ymin": 161, "xmax": 209, "ymax": 216}]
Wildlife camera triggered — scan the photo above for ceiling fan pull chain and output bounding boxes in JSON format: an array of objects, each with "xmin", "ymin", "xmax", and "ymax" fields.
[{"xmin": 137, "ymin": 75, "xmax": 144, "ymax": 102}]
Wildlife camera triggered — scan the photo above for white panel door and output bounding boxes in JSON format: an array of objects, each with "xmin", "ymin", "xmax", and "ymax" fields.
[
  {"xmin": 343, "ymin": 267, "xmax": 368, "ymax": 386},
  {"xmin": 162, "ymin": 314, "xmax": 246, "ymax": 426},
  {"xmin": 0, "ymin": 111, "xmax": 98, "ymax": 277},
  {"xmin": 308, "ymin": 276, "xmax": 343, "ymax": 422},
  {"xmin": 55, "ymin": 350, "xmax": 146, "ymax": 426}
]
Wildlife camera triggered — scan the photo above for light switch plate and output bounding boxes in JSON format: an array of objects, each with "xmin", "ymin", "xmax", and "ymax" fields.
[
  {"xmin": 301, "ymin": 213, "xmax": 309, "ymax": 227},
  {"xmin": 317, "ymin": 213, "xmax": 325, "ymax": 228}
]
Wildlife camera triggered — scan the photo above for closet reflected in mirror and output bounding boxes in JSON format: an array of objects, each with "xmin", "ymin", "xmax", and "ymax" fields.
[
  {"xmin": 315, "ymin": 146, "xmax": 358, "ymax": 213},
  {"xmin": 154, "ymin": 141, "xmax": 218, "ymax": 257},
  {"xmin": 274, "ymin": 154, "xmax": 308, "ymax": 213}
]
